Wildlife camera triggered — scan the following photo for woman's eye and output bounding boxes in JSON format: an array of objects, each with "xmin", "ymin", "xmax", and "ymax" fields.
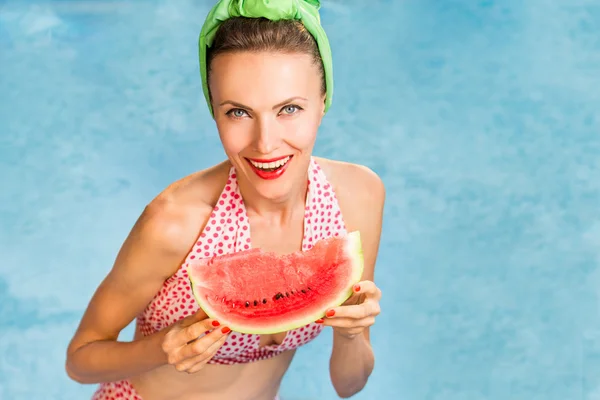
[
  {"xmin": 228, "ymin": 109, "xmax": 248, "ymax": 118},
  {"xmin": 281, "ymin": 105, "xmax": 300, "ymax": 115}
]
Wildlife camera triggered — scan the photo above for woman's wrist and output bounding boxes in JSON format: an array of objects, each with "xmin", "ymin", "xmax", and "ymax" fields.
[
  {"xmin": 144, "ymin": 328, "xmax": 170, "ymax": 366},
  {"xmin": 333, "ymin": 329, "xmax": 365, "ymax": 345}
]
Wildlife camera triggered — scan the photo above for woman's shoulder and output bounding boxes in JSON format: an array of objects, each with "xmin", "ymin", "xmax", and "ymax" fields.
[
  {"xmin": 132, "ymin": 161, "xmax": 232, "ymax": 260},
  {"xmin": 314, "ymin": 157, "xmax": 385, "ymax": 201},
  {"xmin": 314, "ymin": 156, "xmax": 385, "ymax": 231},
  {"xmin": 152, "ymin": 160, "xmax": 232, "ymax": 212}
]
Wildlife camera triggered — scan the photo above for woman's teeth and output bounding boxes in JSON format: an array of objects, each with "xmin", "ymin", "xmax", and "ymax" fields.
[{"xmin": 249, "ymin": 156, "xmax": 291, "ymax": 171}]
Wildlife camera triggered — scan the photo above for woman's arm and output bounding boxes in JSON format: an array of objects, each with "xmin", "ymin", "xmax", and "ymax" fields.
[
  {"xmin": 329, "ymin": 331, "xmax": 376, "ymax": 397},
  {"xmin": 65, "ymin": 199, "xmax": 210, "ymax": 384},
  {"xmin": 324, "ymin": 162, "xmax": 385, "ymax": 398}
]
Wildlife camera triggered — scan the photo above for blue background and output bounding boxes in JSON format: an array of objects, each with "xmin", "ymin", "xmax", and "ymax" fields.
[{"xmin": 1, "ymin": 0, "xmax": 599, "ymax": 399}]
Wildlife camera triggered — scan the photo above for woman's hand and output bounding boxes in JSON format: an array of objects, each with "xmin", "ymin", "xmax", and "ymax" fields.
[
  {"xmin": 160, "ymin": 310, "xmax": 231, "ymax": 373},
  {"xmin": 316, "ymin": 280, "xmax": 381, "ymax": 340}
]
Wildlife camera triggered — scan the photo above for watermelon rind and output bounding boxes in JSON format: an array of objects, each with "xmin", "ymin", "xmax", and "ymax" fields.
[{"xmin": 187, "ymin": 230, "xmax": 364, "ymax": 334}]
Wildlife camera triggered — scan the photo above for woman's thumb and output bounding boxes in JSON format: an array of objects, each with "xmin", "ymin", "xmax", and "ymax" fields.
[{"xmin": 180, "ymin": 308, "xmax": 209, "ymax": 327}]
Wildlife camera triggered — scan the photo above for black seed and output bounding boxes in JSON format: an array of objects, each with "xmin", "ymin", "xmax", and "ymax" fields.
[
  {"xmin": 291, "ymin": 290, "xmax": 295, "ymax": 295},
  {"xmin": 285, "ymin": 292, "xmax": 289, "ymax": 297},
  {"xmin": 308, "ymin": 287, "xmax": 311, "ymax": 291},
  {"xmin": 253, "ymin": 300, "xmax": 258, "ymax": 306},
  {"xmin": 301, "ymin": 289, "xmax": 306, "ymax": 294},
  {"xmin": 262, "ymin": 298, "xmax": 267, "ymax": 304},
  {"xmin": 245, "ymin": 301, "xmax": 250, "ymax": 307},
  {"xmin": 274, "ymin": 292, "xmax": 284, "ymax": 300}
]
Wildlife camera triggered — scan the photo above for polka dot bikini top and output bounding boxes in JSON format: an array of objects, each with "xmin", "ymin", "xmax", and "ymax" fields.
[{"xmin": 137, "ymin": 157, "xmax": 347, "ymax": 364}]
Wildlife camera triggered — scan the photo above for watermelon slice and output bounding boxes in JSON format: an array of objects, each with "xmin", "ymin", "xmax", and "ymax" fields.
[{"xmin": 187, "ymin": 231, "xmax": 364, "ymax": 334}]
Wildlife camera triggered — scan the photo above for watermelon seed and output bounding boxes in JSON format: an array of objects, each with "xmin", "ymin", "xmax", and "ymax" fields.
[
  {"xmin": 301, "ymin": 289, "xmax": 307, "ymax": 294},
  {"xmin": 245, "ymin": 301, "xmax": 250, "ymax": 307},
  {"xmin": 285, "ymin": 292, "xmax": 289, "ymax": 297},
  {"xmin": 262, "ymin": 298, "xmax": 267, "ymax": 304},
  {"xmin": 308, "ymin": 287, "xmax": 311, "ymax": 290},
  {"xmin": 253, "ymin": 300, "xmax": 258, "ymax": 306},
  {"xmin": 274, "ymin": 292, "xmax": 284, "ymax": 300}
]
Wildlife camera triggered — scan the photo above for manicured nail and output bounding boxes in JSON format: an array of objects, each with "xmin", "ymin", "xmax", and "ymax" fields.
[
  {"xmin": 326, "ymin": 310, "xmax": 335, "ymax": 317},
  {"xmin": 211, "ymin": 320, "xmax": 220, "ymax": 327},
  {"xmin": 221, "ymin": 327, "xmax": 231, "ymax": 334},
  {"xmin": 353, "ymin": 284, "xmax": 361, "ymax": 292},
  {"xmin": 315, "ymin": 318, "xmax": 324, "ymax": 323}
]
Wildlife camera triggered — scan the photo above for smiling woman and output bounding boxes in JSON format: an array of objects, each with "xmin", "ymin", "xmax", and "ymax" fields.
[
  {"xmin": 211, "ymin": 50, "xmax": 324, "ymax": 198},
  {"xmin": 64, "ymin": 1, "xmax": 385, "ymax": 399},
  {"xmin": 206, "ymin": 15, "xmax": 327, "ymax": 195}
]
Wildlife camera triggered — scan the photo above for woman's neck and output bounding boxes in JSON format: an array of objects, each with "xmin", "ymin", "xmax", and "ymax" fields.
[{"xmin": 239, "ymin": 176, "xmax": 309, "ymax": 227}]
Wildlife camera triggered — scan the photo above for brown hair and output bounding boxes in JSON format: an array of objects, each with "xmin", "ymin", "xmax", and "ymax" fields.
[{"xmin": 206, "ymin": 17, "xmax": 326, "ymax": 99}]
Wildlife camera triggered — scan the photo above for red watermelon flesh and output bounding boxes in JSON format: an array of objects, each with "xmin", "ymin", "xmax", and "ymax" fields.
[{"xmin": 187, "ymin": 231, "xmax": 363, "ymax": 334}]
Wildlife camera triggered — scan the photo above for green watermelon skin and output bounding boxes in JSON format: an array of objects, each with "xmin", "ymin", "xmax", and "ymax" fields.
[{"xmin": 187, "ymin": 231, "xmax": 364, "ymax": 334}]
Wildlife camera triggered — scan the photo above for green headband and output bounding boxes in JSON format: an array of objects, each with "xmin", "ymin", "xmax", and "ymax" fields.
[{"xmin": 198, "ymin": 0, "xmax": 333, "ymax": 117}]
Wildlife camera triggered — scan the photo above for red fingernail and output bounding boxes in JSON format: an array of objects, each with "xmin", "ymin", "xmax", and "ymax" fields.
[
  {"xmin": 353, "ymin": 284, "xmax": 361, "ymax": 292},
  {"xmin": 326, "ymin": 310, "xmax": 335, "ymax": 317},
  {"xmin": 315, "ymin": 318, "xmax": 324, "ymax": 323},
  {"xmin": 211, "ymin": 320, "xmax": 220, "ymax": 327},
  {"xmin": 221, "ymin": 327, "xmax": 231, "ymax": 334}
]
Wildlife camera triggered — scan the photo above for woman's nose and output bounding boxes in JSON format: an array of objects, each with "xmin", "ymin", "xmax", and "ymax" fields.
[{"xmin": 252, "ymin": 117, "xmax": 281, "ymax": 154}]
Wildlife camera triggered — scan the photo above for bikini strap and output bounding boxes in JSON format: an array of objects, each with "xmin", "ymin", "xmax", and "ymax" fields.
[{"xmin": 302, "ymin": 158, "xmax": 347, "ymax": 251}]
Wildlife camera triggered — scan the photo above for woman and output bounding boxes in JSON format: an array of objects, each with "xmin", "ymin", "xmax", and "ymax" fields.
[{"xmin": 65, "ymin": 1, "xmax": 385, "ymax": 399}]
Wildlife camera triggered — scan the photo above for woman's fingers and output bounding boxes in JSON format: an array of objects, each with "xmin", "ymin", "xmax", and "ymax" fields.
[
  {"xmin": 315, "ymin": 281, "xmax": 383, "ymax": 340},
  {"xmin": 175, "ymin": 325, "xmax": 230, "ymax": 362},
  {"xmin": 326, "ymin": 300, "xmax": 381, "ymax": 320},
  {"xmin": 181, "ymin": 318, "xmax": 222, "ymax": 345},
  {"xmin": 163, "ymin": 313, "xmax": 231, "ymax": 368},
  {"xmin": 177, "ymin": 333, "xmax": 230, "ymax": 373},
  {"xmin": 352, "ymin": 281, "xmax": 381, "ymax": 299},
  {"xmin": 165, "ymin": 317, "xmax": 218, "ymax": 349},
  {"xmin": 319, "ymin": 316, "xmax": 376, "ymax": 329}
]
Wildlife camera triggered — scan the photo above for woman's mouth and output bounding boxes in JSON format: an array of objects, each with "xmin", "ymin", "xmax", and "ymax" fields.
[{"xmin": 245, "ymin": 156, "xmax": 292, "ymax": 180}]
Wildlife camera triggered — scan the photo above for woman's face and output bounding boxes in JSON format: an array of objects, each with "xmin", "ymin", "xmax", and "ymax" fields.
[{"xmin": 208, "ymin": 51, "xmax": 325, "ymax": 202}]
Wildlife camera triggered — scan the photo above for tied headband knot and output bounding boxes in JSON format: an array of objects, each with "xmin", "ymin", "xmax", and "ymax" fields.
[
  {"xmin": 198, "ymin": 0, "xmax": 333, "ymax": 117},
  {"xmin": 229, "ymin": 0, "xmax": 297, "ymax": 20}
]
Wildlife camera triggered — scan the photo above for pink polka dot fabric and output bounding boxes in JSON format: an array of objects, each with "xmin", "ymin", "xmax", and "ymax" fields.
[
  {"xmin": 91, "ymin": 380, "xmax": 141, "ymax": 400},
  {"xmin": 92, "ymin": 157, "xmax": 347, "ymax": 399}
]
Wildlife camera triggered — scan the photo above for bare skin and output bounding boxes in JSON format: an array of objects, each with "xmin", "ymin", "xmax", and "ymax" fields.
[{"xmin": 65, "ymin": 50, "xmax": 385, "ymax": 400}]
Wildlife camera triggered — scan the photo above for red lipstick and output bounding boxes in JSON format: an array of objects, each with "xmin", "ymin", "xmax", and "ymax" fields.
[{"xmin": 245, "ymin": 155, "xmax": 293, "ymax": 180}]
